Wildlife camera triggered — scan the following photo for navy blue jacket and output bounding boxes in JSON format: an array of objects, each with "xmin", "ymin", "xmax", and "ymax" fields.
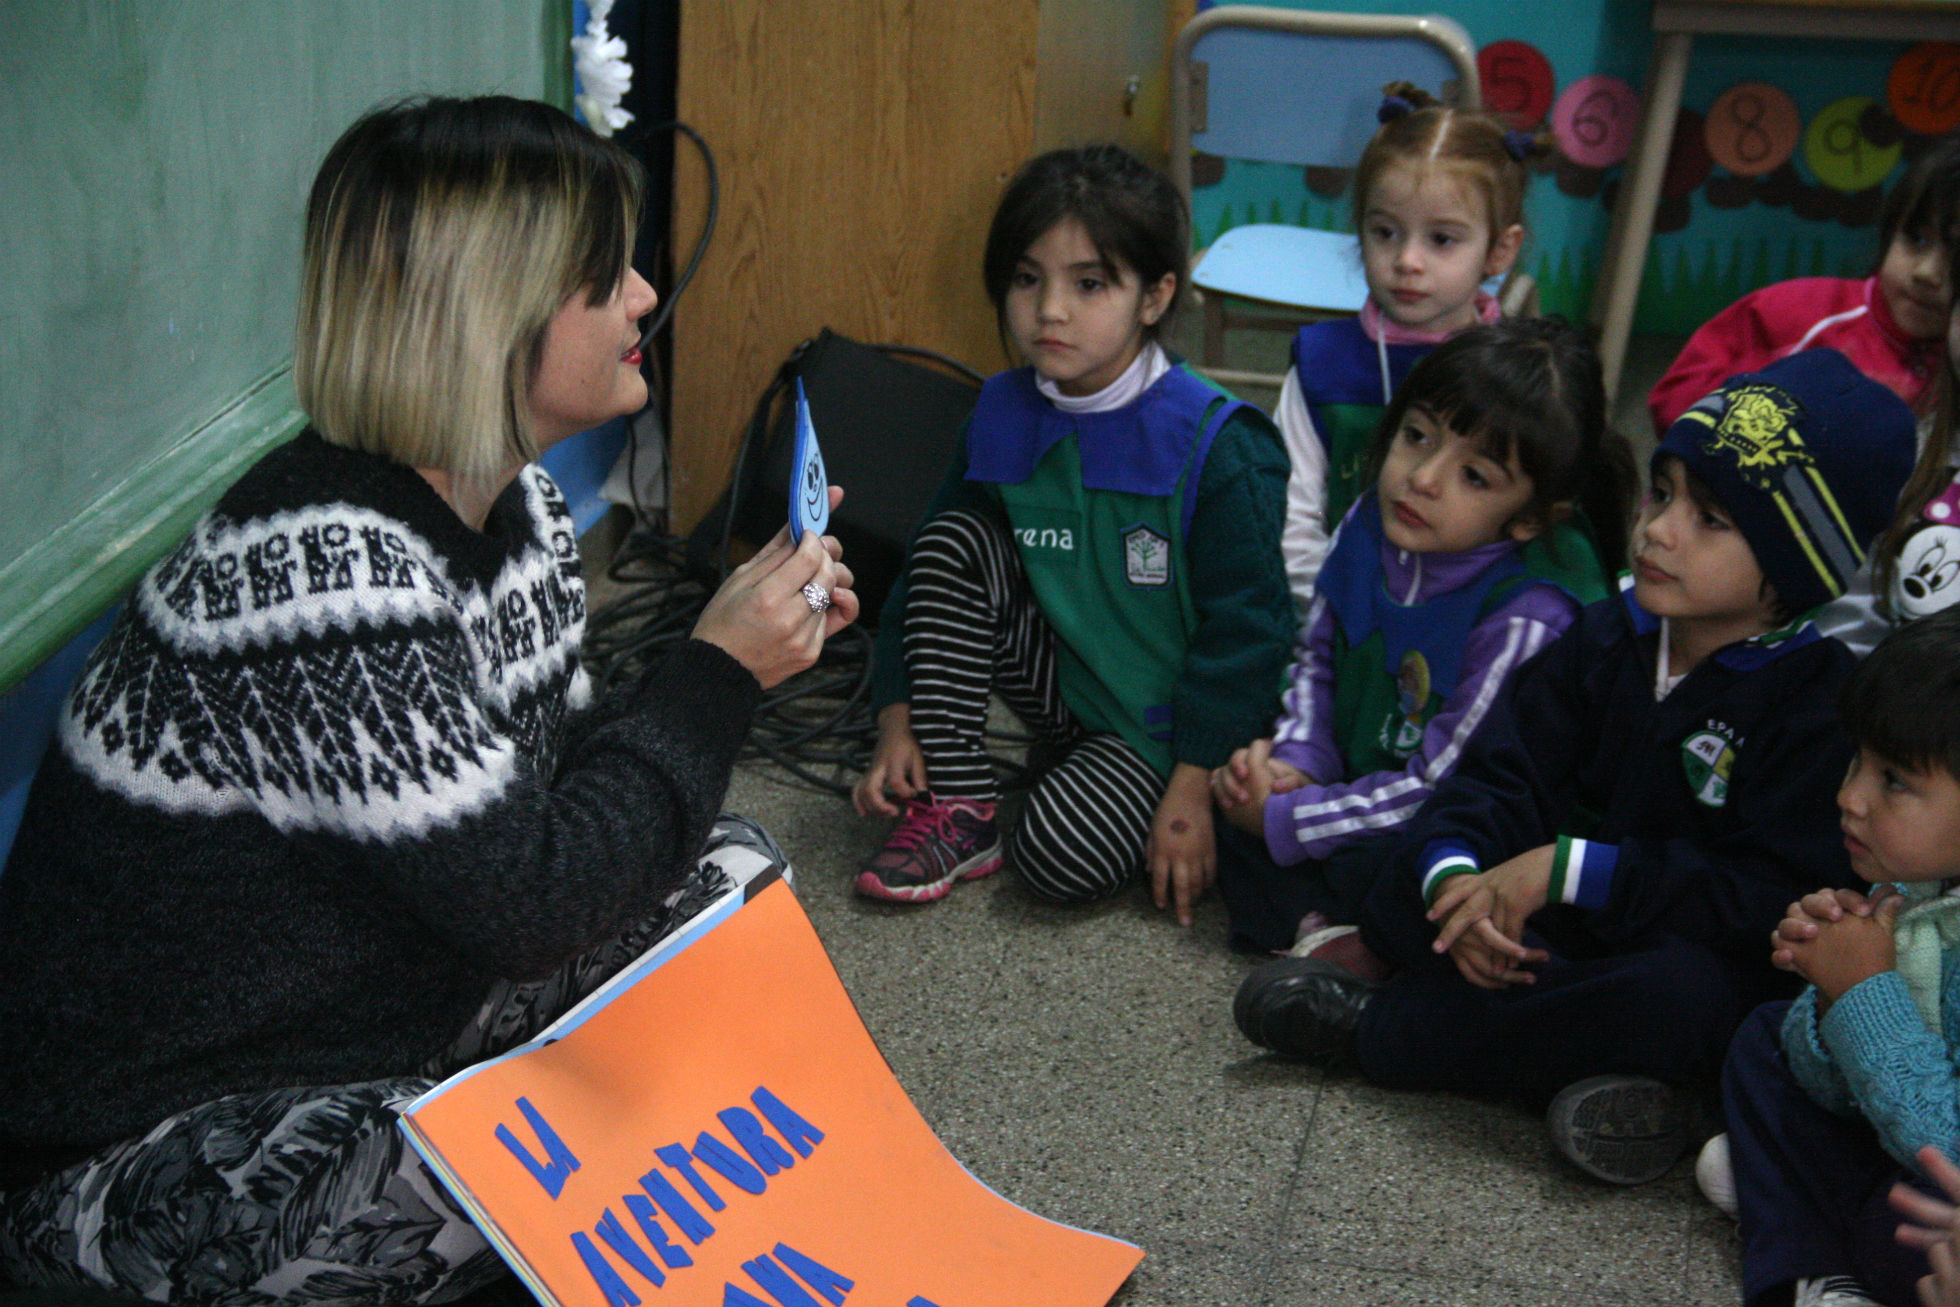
[{"xmin": 1389, "ymin": 581, "xmax": 1859, "ymax": 970}]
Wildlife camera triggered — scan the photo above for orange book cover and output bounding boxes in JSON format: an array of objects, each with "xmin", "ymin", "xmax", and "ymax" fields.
[{"xmin": 400, "ymin": 876, "xmax": 1143, "ymax": 1306}]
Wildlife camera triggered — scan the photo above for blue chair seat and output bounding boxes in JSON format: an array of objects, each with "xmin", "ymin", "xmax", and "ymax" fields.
[{"xmin": 1194, "ymin": 224, "xmax": 1370, "ymax": 312}]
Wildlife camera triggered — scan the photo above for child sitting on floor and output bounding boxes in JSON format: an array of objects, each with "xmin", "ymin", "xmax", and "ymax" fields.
[
  {"xmin": 1705, "ymin": 608, "xmax": 1960, "ymax": 1307},
  {"xmin": 1209, "ymin": 318, "xmax": 1628, "ymax": 953},
  {"xmin": 851, "ymin": 145, "xmax": 1292, "ymax": 923},
  {"xmin": 1233, "ymin": 348, "xmax": 1916, "ymax": 1187},
  {"xmin": 1276, "ymin": 80, "xmax": 1541, "ymax": 614},
  {"xmin": 1823, "ymin": 278, "xmax": 1960, "ymax": 657}
]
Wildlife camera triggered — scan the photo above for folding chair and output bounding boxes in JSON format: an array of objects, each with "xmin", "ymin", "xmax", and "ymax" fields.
[{"xmin": 1169, "ymin": 6, "xmax": 1528, "ymax": 390}]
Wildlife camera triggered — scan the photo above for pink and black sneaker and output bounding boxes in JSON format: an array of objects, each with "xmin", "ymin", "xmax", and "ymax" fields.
[{"xmin": 854, "ymin": 795, "xmax": 1001, "ymax": 903}]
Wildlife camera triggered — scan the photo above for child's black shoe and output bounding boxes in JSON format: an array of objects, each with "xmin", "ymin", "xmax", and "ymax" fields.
[{"xmin": 1233, "ymin": 956, "xmax": 1377, "ymax": 1063}]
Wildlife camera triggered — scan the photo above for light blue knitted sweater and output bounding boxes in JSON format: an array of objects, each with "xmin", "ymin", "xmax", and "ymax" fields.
[{"xmin": 1782, "ymin": 884, "xmax": 1960, "ymax": 1175}]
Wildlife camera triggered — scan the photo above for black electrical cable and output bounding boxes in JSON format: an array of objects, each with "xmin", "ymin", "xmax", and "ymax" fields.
[
  {"xmin": 634, "ymin": 119, "xmax": 715, "ymax": 351},
  {"xmin": 614, "ymin": 118, "xmax": 717, "ymax": 533},
  {"xmin": 580, "ymin": 122, "xmax": 1026, "ymax": 797}
]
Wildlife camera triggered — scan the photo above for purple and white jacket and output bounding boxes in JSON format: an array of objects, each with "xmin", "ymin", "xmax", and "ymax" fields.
[{"xmin": 1262, "ymin": 526, "xmax": 1581, "ymax": 865}]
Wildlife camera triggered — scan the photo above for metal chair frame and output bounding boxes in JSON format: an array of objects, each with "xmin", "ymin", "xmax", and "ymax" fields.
[{"xmin": 1168, "ymin": 6, "xmax": 1496, "ymax": 389}]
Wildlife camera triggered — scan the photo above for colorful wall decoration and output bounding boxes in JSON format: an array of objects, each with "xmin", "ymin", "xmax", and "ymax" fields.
[{"xmin": 1189, "ymin": 0, "xmax": 1956, "ymax": 336}]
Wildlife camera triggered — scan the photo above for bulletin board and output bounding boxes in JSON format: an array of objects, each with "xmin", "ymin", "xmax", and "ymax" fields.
[
  {"xmin": 1190, "ymin": 0, "xmax": 1943, "ymax": 335},
  {"xmin": 0, "ymin": 2, "xmax": 569, "ymax": 694}
]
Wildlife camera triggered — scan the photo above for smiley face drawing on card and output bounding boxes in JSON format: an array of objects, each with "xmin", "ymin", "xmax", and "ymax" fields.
[{"xmin": 789, "ymin": 378, "xmax": 830, "ymax": 544}]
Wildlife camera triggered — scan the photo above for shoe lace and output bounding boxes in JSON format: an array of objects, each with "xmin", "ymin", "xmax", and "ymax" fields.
[{"xmin": 886, "ymin": 800, "xmax": 958, "ymax": 851}]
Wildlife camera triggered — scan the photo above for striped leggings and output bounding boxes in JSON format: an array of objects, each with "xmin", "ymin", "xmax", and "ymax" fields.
[{"xmin": 904, "ymin": 509, "xmax": 1165, "ymax": 903}]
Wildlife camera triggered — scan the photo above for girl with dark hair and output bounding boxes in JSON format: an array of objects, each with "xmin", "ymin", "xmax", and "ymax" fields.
[
  {"xmin": 1211, "ymin": 317, "xmax": 1630, "ymax": 953},
  {"xmin": 851, "ymin": 144, "xmax": 1293, "ymax": 926},
  {"xmin": 1822, "ymin": 237, "xmax": 1960, "ymax": 655},
  {"xmin": 1648, "ymin": 129, "xmax": 1960, "ymax": 436}
]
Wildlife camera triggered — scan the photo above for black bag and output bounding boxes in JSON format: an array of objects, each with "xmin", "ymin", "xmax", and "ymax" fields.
[{"xmin": 688, "ymin": 329, "xmax": 983, "ymax": 623}]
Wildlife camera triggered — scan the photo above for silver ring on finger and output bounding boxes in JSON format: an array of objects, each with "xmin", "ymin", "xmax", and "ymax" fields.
[{"xmin": 801, "ymin": 581, "xmax": 832, "ymax": 614}]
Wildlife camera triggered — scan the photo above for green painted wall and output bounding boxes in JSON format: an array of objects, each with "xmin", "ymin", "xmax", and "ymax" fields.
[{"xmin": 0, "ymin": 2, "xmax": 569, "ymax": 693}]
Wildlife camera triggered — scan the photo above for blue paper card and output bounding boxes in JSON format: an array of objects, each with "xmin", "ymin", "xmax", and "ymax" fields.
[{"xmin": 789, "ymin": 378, "xmax": 829, "ymax": 544}]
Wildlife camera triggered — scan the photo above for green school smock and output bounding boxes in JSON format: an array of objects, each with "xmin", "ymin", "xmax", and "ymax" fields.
[
  {"xmin": 960, "ymin": 365, "xmax": 1274, "ymax": 776},
  {"xmin": 1320, "ymin": 494, "xmax": 1610, "ymax": 777}
]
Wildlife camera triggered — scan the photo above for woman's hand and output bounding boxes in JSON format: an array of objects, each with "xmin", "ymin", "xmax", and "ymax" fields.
[
  {"xmin": 1149, "ymin": 763, "xmax": 1217, "ymax": 928},
  {"xmin": 692, "ymin": 487, "xmax": 858, "ymax": 690},
  {"xmin": 854, "ymin": 704, "xmax": 927, "ymax": 818}
]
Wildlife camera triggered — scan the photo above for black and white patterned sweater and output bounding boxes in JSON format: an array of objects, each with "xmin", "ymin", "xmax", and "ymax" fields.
[{"xmin": 0, "ymin": 431, "xmax": 761, "ymax": 1167}]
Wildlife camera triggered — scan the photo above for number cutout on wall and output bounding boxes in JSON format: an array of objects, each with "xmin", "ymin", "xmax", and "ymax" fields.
[
  {"xmin": 1805, "ymin": 95, "xmax": 1902, "ymax": 194},
  {"xmin": 1477, "ymin": 40, "xmax": 1554, "ymax": 129},
  {"xmin": 1890, "ymin": 43, "xmax": 1960, "ymax": 136},
  {"xmin": 1553, "ymin": 75, "xmax": 1639, "ymax": 170},
  {"xmin": 1706, "ymin": 82, "xmax": 1799, "ymax": 178}
]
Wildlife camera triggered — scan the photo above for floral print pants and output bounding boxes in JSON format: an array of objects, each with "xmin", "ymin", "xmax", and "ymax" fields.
[{"xmin": 0, "ymin": 816, "xmax": 786, "ymax": 1305}]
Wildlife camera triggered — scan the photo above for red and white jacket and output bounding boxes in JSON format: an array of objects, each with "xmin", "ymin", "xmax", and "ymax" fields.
[{"xmin": 1648, "ymin": 275, "xmax": 1941, "ymax": 435}]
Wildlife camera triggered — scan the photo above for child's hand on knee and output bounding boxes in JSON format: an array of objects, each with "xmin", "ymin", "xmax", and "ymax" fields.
[
  {"xmin": 1151, "ymin": 764, "xmax": 1218, "ymax": 927},
  {"xmin": 1212, "ymin": 742, "xmax": 1271, "ymax": 834},
  {"xmin": 1210, "ymin": 741, "xmax": 1262, "ymax": 807},
  {"xmin": 1428, "ymin": 848, "xmax": 1554, "ymax": 988},
  {"xmin": 1449, "ymin": 925, "xmax": 1542, "ymax": 990}
]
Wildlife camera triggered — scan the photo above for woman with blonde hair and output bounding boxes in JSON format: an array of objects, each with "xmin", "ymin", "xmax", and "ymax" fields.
[{"xmin": 0, "ymin": 95, "xmax": 853, "ymax": 1304}]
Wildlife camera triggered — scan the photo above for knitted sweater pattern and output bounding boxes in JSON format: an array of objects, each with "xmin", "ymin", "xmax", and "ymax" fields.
[
  {"xmin": 1783, "ymin": 892, "xmax": 1960, "ymax": 1173},
  {"xmin": 67, "ymin": 445, "xmax": 588, "ymax": 835},
  {"xmin": 0, "ymin": 433, "xmax": 759, "ymax": 1157}
]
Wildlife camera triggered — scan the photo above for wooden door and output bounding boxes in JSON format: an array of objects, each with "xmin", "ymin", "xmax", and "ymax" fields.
[{"xmin": 669, "ymin": 2, "xmax": 1040, "ymax": 533}]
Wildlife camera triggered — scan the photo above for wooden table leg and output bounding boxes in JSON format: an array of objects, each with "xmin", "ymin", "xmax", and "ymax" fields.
[{"xmin": 1594, "ymin": 28, "xmax": 1692, "ymax": 406}]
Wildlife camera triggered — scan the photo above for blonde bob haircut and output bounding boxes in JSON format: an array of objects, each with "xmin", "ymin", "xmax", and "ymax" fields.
[{"xmin": 296, "ymin": 96, "xmax": 643, "ymax": 490}]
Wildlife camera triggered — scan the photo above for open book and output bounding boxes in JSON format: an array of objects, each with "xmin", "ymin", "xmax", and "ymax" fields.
[{"xmin": 400, "ymin": 875, "xmax": 1143, "ymax": 1306}]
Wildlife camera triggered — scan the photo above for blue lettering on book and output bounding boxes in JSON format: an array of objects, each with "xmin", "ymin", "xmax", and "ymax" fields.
[
  {"xmin": 694, "ymin": 1131, "xmax": 770, "ymax": 1195},
  {"xmin": 638, "ymin": 1165, "xmax": 715, "ymax": 1243},
  {"xmin": 571, "ymin": 1230, "xmax": 641, "ymax": 1306},
  {"xmin": 655, "ymin": 1141, "xmax": 727, "ymax": 1211},
  {"xmin": 752, "ymin": 1086, "xmax": 824, "ymax": 1157},
  {"xmin": 521, "ymin": 1085, "xmax": 840, "ymax": 1305},
  {"xmin": 595, "ymin": 1208, "xmax": 667, "ymax": 1288},
  {"xmin": 742, "ymin": 1253, "xmax": 823, "ymax": 1306},
  {"xmin": 623, "ymin": 1192, "xmax": 693, "ymax": 1269},
  {"xmin": 495, "ymin": 1096, "xmax": 581, "ymax": 1199},
  {"xmin": 772, "ymin": 1243, "xmax": 853, "ymax": 1304},
  {"xmin": 719, "ymin": 1106, "xmax": 797, "ymax": 1175}
]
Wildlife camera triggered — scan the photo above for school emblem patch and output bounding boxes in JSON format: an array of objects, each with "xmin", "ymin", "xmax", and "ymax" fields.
[
  {"xmin": 1122, "ymin": 524, "xmax": 1171, "ymax": 587},
  {"xmin": 1382, "ymin": 649, "xmax": 1432, "ymax": 757},
  {"xmin": 1681, "ymin": 724, "xmax": 1739, "ymax": 808}
]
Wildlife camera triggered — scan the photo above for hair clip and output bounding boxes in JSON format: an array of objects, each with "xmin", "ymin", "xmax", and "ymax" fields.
[
  {"xmin": 1377, "ymin": 94, "xmax": 1415, "ymax": 124},
  {"xmin": 1502, "ymin": 129, "xmax": 1534, "ymax": 162}
]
